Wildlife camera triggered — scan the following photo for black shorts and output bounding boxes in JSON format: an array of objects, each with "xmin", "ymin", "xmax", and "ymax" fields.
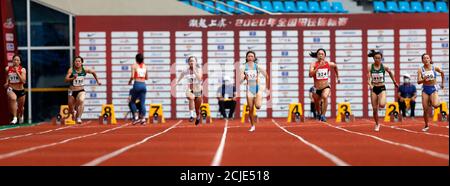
[
  {"xmin": 69, "ymin": 89, "xmax": 85, "ymax": 99},
  {"xmin": 12, "ymin": 89, "xmax": 26, "ymax": 98},
  {"xmin": 315, "ymin": 86, "xmax": 331, "ymax": 96},
  {"xmin": 372, "ymin": 85, "xmax": 386, "ymax": 95}
]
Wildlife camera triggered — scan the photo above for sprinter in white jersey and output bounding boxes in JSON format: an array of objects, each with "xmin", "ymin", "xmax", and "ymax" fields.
[
  {"xmin": 240, "ymin": 51, "xmax": 269, "ymax": 132},
  {"xmin": 176, "ymin": 56, "xmax": 203, "ymax": 125}
]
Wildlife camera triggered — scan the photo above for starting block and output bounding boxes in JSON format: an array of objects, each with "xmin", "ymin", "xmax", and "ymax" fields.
[
  {"xmin": 384, "ymin": 102, "xmax": 402, "ymax": 122},
  {"xmin": 287, "ymin": 103, "xmax": 304, "ymax": 123},
  {"xmin": 98, "ymin": 104, "xmax": 117, "ymax": 124},
  {"xmin": 336, "ymin": 102, "xmax": 354, "ymax": 123},
  {"xmin": 148, "ymin": 104, "xmax": 165, "ymax": 124},
  {"xmin": 433, "ymin": 102, "xmax": 448, "ymax": 122},
  {"xmin": 53, "ymin": 105, "xmax": 75, "ymax": 125},
  {"xmin": 200, "ymin": 103, "xmax": 213, "ymax": 124},
  {"xmin": 241, "ymin": 103, "xmax": 258, "ymax": 123}
]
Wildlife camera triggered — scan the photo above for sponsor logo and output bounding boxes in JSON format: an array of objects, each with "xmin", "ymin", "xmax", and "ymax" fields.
[
  {"xmin": 407, "ymin": 57, "xmax": 416, "ymax": 62},
  {"xmin": 88, "ymin": 108, "xmax": 95, "ymax": 111},
  {"xmin": 441, "ymin": 43, "xmax": 449, "ymax": 48},
  {"xmin": 121, "ymin": 66, "xmax": 129, "ymax": 70},
  {"xmin": 313, "ymin": 37, "xmax": 321, "ymax": 43},
  {"xmin": 119, "ymin": 60, "xmax": 128, "ymax": 64},
  {"xmin": 375, "ymin": 44, "xmax": 383, "ymax": 49},
  {"xmin": 89, "ymin": 80, "xmax": 96, "ymax": 85},
  {"xmin": 281, "ymin": 51, "xmax": 289, "ymax": 56},
  {"xmin": 3, "ymin": 18, "xmax": 14, "ymax": 29},
  {"xmin": 217, "ymin": 45, "xmax": 225, "ymax": 50},
  {"xmin": 87, "ymin": 33, "xmax": 95, "ymax": 37},
  {"xmin": 89, "ymin": 46, "xmax": 96, "ymax": 51},
  {"xmin": 439, "ymin": 37, "xmax": 448, "ymax": 41},
  {"xmin": 89, "ymin": 93, "xmax": 97, "ymax": 98},
  {"xmin": 183, "ymin": 33, "xmax": 192, "ymax": 37},
  {"xmin": 249, "ymin": 31, "xmax": 257, "ymax": 36},
  {"xmin": 5, "ymin": 33, "xmax": 14, "ymax": 41},
  {"xmin": 6, "ymin": 43, "xmax": 14, "ymax": 51},
  {"xmin": 344, "ymin": 58, "xmax": 351, "ymax": 62}
]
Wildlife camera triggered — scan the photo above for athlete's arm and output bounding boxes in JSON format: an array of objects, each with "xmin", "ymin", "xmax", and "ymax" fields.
[
  {"xmin": 193, "ymin": 66, "xmax": 202, "ymax": 80},
  {"xmin": 86, "ymin": 68, "xmax": 102, "ymax": 85},
  {"xmin": 129, "ymin": 64, "xmax": 135, "ymax": 85},
  {"xmin": 18, "ymin": 68, "xmax": 26, "ymax": 83},
  {"xmin": 239, "ymin": 65, "xmax": 246, "ymax": 84},
  {"xmin": 435, "ymin": 66, "xmax": 445, "ymax": 89},
  {"xmin": 258, "ymin": 65, "xmax": 270, "ymax": 88},
  {"xmin": 176, "ymin": 70, "xmax": 185, "ymax": 85},
  {"xmin": 367, "ymin": 64, "xmax": 373, "ymax": 89},
  {"xmin": 330, "ymin": 62, "xmax": 340, "ymax": 83},
  {"xmin": 64, "ymin": 68, "xmax": 75, "ymax": 83},
  {"xmin": 145, "ymin": 65, "xmax": 149, "ymax": 80},
  {"xmin": 417, "ymin": 68, "xmax": 424, "ymax": 85},
  {"xmin": 384, "ymin": 65, "xmax": 398, "ymax": 87},
  {"xmin": 309, "ymin": 62, "xmax": 316, "ymax": 77},
  {"xmin": 4, "ymin": 67, "xmax": 9, "ymax": 88}
]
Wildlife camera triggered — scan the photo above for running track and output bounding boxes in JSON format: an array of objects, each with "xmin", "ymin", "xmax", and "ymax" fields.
[{"xmin": 0, "ymin": 118, "xmax": 447, "ymax": 166}]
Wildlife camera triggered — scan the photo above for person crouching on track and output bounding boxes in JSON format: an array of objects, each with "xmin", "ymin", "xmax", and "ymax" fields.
[
  {"xmin": 308, "ymin": 48, "xmax": 340, "ymax": 122},
  {"xmin": 128, "ymin": 53, "xmax": 148, "ymax": 125},
  {"xmin": 64, "ymin": 56, "xmax": 102, "ymax": 124},
  {"xmin": 4, "ymin": 55, "xmax": 27, "ymax": 124}
]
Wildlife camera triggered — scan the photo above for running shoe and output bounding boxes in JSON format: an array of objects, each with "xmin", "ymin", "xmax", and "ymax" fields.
[{"xmin": 249, "ymin": 125, "xmax": 255, "ymax": 132}]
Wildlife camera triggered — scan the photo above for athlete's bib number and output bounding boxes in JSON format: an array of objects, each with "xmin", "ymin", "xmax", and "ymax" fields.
[
  {"xmin": 316, "ymin": 69, "xmax": 328, "ymax": 80},
  {"xmin": 8, "ymin": 73, "xmax": 20, "ymax": 83},
  {"xmin": 246, "ymin": 70, "xmax": 258, "ymax": 80},
  {"xmin": 73, "ymin": 76, "xmax": 84, "ymax": 86},
  {"xmin": 136, "ymin": 68, "xmax": 146, "ymax": 78},
  {"xmin": 423, "ymin": 71, "xmax": 435, "ymax": 81},
  {"xmin": 371, "ymin": 73, "xmax": 384, "ymax": 83}
]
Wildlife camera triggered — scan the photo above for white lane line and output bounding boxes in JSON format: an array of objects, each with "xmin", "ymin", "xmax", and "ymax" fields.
[
  {"xmin": 0, "ymin": 122, "xmax": 129, "ymax": 160},
  {"xmin": 211, "ymin": 120, "xmax": 228, "ymax": 166},
  {"xmin": 362, "ymin": 119, "xmax": 449, "ymax": 138},
  {"xmin": 272, "ymin": 119, "xmax": 350, "ymax": 166},
  {"xmin": 321, "ymin": 121, "xmax": 449, "ymax": 160},
  {"xmin": 0, "ymin": 121, "xmax": 46, "ymax": 131},
  {"xmin": 0, "ymin": 121, "xmax": 92, "ymax": 141},
  {"xmin": 82, "ymin": 120, "xmax": 183, "ymax": 166}
]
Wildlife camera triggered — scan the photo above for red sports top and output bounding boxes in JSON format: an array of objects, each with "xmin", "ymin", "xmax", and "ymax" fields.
[{"xmin": 313, "ymin": 61, "xmax": 330, "ymax": 81}]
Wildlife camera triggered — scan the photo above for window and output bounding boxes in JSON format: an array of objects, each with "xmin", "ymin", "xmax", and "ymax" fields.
[
  {"xmin": 30, "ymin": 1, "xmax": 69, "ymax": 46},
  {"xmin": 12, "ymin": 0, "xmax": 27, "ymax": 47}
]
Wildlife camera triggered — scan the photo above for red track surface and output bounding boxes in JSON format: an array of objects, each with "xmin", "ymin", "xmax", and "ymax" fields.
[{"xmin": 0, "ymin": 118, "xmax": 448, "ymax": 166}]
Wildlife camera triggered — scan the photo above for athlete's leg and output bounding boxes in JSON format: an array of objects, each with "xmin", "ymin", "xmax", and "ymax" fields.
[
  {"xmin": 320, "ymin": 88, "xmax": 331, "ymax": 117},
  {"xmin": 17, "ymin": 94, "xmax": 26, "ymax": 123},
  {"xmin": 7, "ymin": 89, "xmax": 17, "ymax": 123},
  {"xmin": 422, "ymin": 92, "xmax": 430, "ymax": 129}
]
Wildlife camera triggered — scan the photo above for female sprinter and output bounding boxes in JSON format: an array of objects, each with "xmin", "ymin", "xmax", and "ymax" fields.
[
  {"xmin": 128, "ymin": 53, "xmax": 148, "ymax": 125},
  {"xmin": 240, "ymin": 51, "xmax": 269, "ymax": 132},
  {"xmin": 308, "ymin": 48, "xmax": 340, "ymax": 122},
  {"xmin": 176, "ymin": 56, "xmax": 203, "ymax": 125},
  {"xmin": 367, "ymin": 50, "xmax": 398, "ymax": 131},
  {"xmin": 417, "ymin": 53, "xmax": 445, "ymax": 132},
  {"xmin": 4, "ymin": 55, "xmax": 26, "ymax": 124},
  {"xmin": 64, "ymin": 56, "xmax": 102, "ymax": 124}
]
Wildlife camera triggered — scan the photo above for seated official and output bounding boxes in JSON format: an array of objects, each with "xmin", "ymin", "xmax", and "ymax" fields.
[
  {"xmin": 398, "ymin": 74, "xmax": 417, "ymax": 118},
  {"xmin": 217, "ymin": 76, "xmax": 237, "ymax": 119}
]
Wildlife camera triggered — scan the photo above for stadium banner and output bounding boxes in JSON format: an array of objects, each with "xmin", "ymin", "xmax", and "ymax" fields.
[{"xmin": 76, "ymin": 14, "xmax": 449, "ymax": 119}]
